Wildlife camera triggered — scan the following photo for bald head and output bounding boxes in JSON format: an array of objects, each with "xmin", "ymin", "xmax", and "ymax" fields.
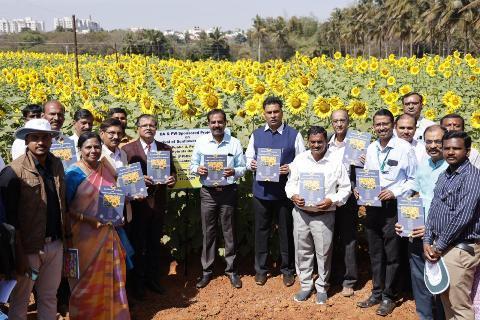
[
  {"xmin": 331, "ymin": 109, "xmax": 349, "ymax": 138},
  {"xmin": 42, "ymin": 100, "xmax": 65, "ymax": 131}
]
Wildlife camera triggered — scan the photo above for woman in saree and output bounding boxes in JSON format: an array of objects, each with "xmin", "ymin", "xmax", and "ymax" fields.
[{"xmin": 65, "ymin": 132, "xmax": 130, "ymax": 320}]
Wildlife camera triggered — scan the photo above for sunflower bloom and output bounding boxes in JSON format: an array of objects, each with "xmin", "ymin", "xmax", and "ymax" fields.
[
  {"xmin": 347, "ymin": 100, "xmax": 368, "ymax": 120},
  {"xmin": 313, "ymin": 96, "xmax": 331, "ymax": 119},
  {"xmin": 286, "ymin": 91, "xmax": 309, "ymax": 115}
]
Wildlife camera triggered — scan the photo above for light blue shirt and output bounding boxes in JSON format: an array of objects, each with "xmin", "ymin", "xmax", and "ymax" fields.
[
  {"xmin": 413, "ymin": 158, "xmax": 448, "ymax": 218},
  {"xmin": 364, "ymin": 136, "xmax": 417, "ymax": 197},
  {"xmin": 190, "ymin": 132, "xmax": 246, "ymax": 185}
]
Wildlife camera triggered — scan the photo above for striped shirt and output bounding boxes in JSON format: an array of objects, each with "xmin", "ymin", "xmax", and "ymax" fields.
[{"xmin": 424, "ymin": 160, "xmax": 480, "ymax": 251}]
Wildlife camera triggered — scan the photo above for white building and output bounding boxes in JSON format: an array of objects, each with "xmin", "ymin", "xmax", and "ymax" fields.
[
  {"xmin": 0, "ymin": 17, "xmax": 45, "ymax": 33},
  {"xmin": 54, "ymin": 16, "xmax": 101, "ymax": 33}
]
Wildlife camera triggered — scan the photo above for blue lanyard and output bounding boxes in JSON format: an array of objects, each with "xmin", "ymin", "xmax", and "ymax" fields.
[{"xmin": 377, "ymin": 147, "xmax": 392, "ymax": 172}]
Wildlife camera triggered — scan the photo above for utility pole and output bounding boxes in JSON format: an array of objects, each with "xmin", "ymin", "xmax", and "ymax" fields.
[{"xmin": 72, "ymin": 14, "xmax": 79, "ymax": 79}]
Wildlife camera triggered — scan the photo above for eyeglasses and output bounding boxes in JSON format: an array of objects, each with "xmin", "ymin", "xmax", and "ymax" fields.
[
  {"xmin": 104, "ymin": 131, "xmax": 122, "ymax": 137},
  {"xmin": 332, "ymin": 119, "xmax": 347, "ymax": 124},
  {"xmin": 138, "ymin": 124, "xmax": 156, "ymax": 129}
]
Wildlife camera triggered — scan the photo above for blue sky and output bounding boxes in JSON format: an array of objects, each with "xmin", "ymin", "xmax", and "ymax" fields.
[{"xmin": 1, "ymin": 0, "xmax": 353, "ymax": 31}]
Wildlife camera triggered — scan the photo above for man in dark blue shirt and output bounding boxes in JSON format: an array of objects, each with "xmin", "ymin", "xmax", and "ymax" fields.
[{"xmin": 424, "ymin": 131, "xmax": 480, "ymax": 319}]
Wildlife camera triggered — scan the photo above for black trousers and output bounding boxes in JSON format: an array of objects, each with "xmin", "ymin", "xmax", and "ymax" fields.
[
  {"xmin": 254, "ymin": 197, "xmax": 295, "ymax": 276},
  {"xmin": 200, "ymin": 185, "xmax": 238, "ymax": 276},
  {"xmin": 333, "ymin": 193, "xmax": 358, "ymax": 288},
  {"xmin": 128, "ymin": 204, "xmax": 165, "ymax": 285},
  {"xmin": 365, "ymin": 200, "xmax": 400, "ymax": 301}
]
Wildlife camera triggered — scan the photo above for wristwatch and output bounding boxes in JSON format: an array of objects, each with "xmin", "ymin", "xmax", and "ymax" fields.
[{"xmin": 431, "ymin": 244, "xmax": 442, "ymax": 255}]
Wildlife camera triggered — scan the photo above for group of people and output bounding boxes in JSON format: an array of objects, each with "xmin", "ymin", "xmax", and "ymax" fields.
[
  {"xmin": 0, "ymin": 92, "xmax": 478, "ymax": 320},
  {"xmin": 0, "ymin": 101, "xmax": 176, "ymax": 320}
]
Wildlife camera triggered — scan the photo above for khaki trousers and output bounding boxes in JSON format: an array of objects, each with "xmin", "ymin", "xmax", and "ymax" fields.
[
  {"xmin": 9, "ymin": 240, "xmax": 63, "ymax": 320},
  {"xmin": 293, "ymin": 208, "xmax": 335, "ymax": 294},
  {"xmin": 441, "ymin": 243, "xmax": 480, "ymax": 320}
]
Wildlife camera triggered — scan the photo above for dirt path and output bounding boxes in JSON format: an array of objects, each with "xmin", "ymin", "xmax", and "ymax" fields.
[{"xmin": 131, "ymin": 262, "xmax": 418, "ymax": 320}]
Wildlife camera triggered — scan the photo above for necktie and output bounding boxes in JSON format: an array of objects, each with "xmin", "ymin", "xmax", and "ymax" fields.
[{"xmin": 146, "ymin": 144, "xmax": 151, "ymax": 154}]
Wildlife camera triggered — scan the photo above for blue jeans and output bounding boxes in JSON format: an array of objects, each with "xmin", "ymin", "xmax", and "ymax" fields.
[{"xmin": 408, "ymin": 238, "xmax": 444, "ymax": 320}]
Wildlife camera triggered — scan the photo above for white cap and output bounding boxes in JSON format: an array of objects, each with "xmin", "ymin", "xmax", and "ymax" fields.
[{"xmin": 14, "ymin": 118, "xmax": 60, "ymax": 140}]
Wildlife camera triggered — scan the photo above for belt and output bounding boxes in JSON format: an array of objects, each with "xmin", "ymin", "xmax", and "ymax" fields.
[
  {"xmin": 454, "ymin": 242, "xmax": 476, "ymax": 256},
  {"xmin": 45, "ymin": 235, "xmax": 60, "ymax": 243}
]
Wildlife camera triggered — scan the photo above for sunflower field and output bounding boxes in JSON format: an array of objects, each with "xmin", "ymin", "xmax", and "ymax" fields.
[{"xmin": 0, "ymin": 51, "xmax": 479, "ymax": 259}]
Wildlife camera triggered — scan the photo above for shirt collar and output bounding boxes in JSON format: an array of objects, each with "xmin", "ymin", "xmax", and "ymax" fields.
[
  {"xmin": 103, "ymin": 144, "xmax": 120, "ymax": 158},
  {"xmin": 375, "ymin": 135, "xmax": 396, "ymax": 151},
  {"xmin": 427, "ymin": 157, "xmax": 446, "ymax": 169},
  {"xmin": 446, "ymin": 159, "xmax": 470, "ymax": 176},
  {"xmin": 208, "ymin": 131, "xmax": 231, "ymax": 144},
  {"xmin": 307, "ymin": 149, "xmax": 330, "ymax": 163},
  {"xmin": 264, "ymin": 122, "xmax": 285, "ymax": 134},
  {"xmin": 328, "ymin": 132, "xmax": 346, "ymax": 147},
  {"xmin": 139, "ymin": 138, "xmax": 154, "ymax": 150}
]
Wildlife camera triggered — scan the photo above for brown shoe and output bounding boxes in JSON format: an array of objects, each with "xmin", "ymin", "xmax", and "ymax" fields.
[{"xmin": 341, "ymin": 287, "xmax": 354, "ymax": 297}]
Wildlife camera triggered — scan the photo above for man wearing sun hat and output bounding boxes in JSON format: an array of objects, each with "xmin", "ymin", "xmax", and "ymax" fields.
[{"xmin": 0, "ymin": 118, "xmax": 72, "ymax": 320}]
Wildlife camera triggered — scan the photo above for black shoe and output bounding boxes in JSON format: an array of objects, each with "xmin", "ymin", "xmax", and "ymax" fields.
[
  {"xmin": 357, "ymin": 295, "xmax": 381, "ymax": 308},
  {"xmin": 376, "ymin": 299, "xmax": 396, "ymax": 316},
  {"xmin": 196, "ymin": 275, "xmax": 212, "ymax": 289},
  {"xmin": 228, "ymin": 274, "xmax": 242, "ymax": 289},
  {"xmin": 283, "ymin": 274, "xmax": 295, "ymax": 287},
  {"xmin": 146, "ymin": 280, "xmax": 165, "ymax": 295},
  {"xmin": 57, "ymin": 304, "xmax": 68, "ymax": 317},
  {"xmin": 255, "ymin": 273, "xmax": 267, "ymax": 286}
]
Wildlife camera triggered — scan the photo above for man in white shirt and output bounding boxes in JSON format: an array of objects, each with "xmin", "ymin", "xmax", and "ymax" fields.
[
  {"xmin": 286, "ymin": 125, "xmax": 351, "ymax": 305},
  {"xmin": 356, "ymin": 109, "xmax": 417, "ymax": 316},
  {"xmin": 440, "ymin": 113, "xmax": 480, "ymax": 169},
  {"xmin": 401, "ymin": 92, "xmax": 435, "ymax": 142},
  {"xmin": 328, "ymin": 109, "xmax": 360, "ymax": 298},
  {"xmin": 70, "ymin": 109, "xmax": 94, "ymax": 149},
  {"xmin": 395, "ymin": 114, "xmax": 428, "ymax": 164},
  {"xmin": 99, "ymin": 118, "xmax": 128, "ymax": 169}
]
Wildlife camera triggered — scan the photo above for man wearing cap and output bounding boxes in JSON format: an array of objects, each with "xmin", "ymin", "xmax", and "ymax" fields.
[
  {"xmin": 11, "ymin": 104, "xmax": 42, "ymax": 160},
  {"xmin": 12, "ymin": 100, "xmax": 68, "ymax": 160},
  {"xmin": 0, "ymin": 118, "xmax": 72, "ymax": 320}
]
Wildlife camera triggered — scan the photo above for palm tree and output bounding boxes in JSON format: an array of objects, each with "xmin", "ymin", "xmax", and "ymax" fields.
[{"xmin": 250, "ymin": 15, "xmax": 268, "ymax": 62}]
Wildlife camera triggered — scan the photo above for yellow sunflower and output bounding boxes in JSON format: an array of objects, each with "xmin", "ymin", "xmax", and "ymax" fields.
[
  {"xmin": 313, "ymin": 96, "xmax": 331, "ymax": 119},
  {"xmin": 347, "ymin": 100, "xmax": 368, "ymax": 120},
  {"xmin": 350, "ymin": 86, "xmax": 361, "ymax": 98},
  {"xmin": 471, "ymin": 111, "xmax": 480, "ymax": 129},
  {"xmin": 423, "ymin": 107, "xmax": 437, "ymax": 121},
  {"xmin": 286, "ymin": 91, "xmax": 309, "ymax": 115}
]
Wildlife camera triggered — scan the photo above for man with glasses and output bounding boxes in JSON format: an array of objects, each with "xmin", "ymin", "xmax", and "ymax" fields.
[
  {"xmin": 121, "ymin": 114, "xmax": 176, "ymax": 300},
  {"xmin": 356, "ymin": 109, "xmax": 416, "ymax": 316},
  {"xmin": 108, "ymin": 108, "xmax": 134, "ymax": 148},
  {"xmin": 396, "ymin": 125, "xmax": 447, "ymax": 319},
  {"xmin": 328, "ymin": 109, "xmax": 359, "ymax": 298},
  {"xmin": 99, "ymin": 118, "xmax": 128, "ymax": 169}
]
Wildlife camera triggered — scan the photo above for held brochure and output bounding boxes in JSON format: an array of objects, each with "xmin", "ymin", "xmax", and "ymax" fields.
[
  {"xmin": 118, "ymin": 162, "xmax": 148, "ymax": 198},
  {"xmin": 147, "ymin": 150, "xmax": 171, "ymax": 184},
  {"xmin": 299, "ymin": 172, "xmax": 326, "ymax": 208},
  {"xmin": 256, "ymin": 148, "xmax": 281, "ymax": 182},
  {"xmin": 355, "ymin": 168, "xmax": 381, "ymax": 207},
  {"xmin": 204, "ymin": 154, "xmax": 228, "ymax": 187},
  {"xmin": 63, "ymin": 248, "xmax": 80, "ymax": 279},
  {"xmin": 343, "ymin": 130, "xmax": 371, "ymax": 168},
  {"xmin": 50, "ymin": 137, "xmax": 77, "ymax": 170},
  {"xmin": 397, "ymin": 197, "xmax": 425, "ymax": 237},
  {"xmin": 97, "ymin": 185, "xmax": 125, "ymax": 226}
]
